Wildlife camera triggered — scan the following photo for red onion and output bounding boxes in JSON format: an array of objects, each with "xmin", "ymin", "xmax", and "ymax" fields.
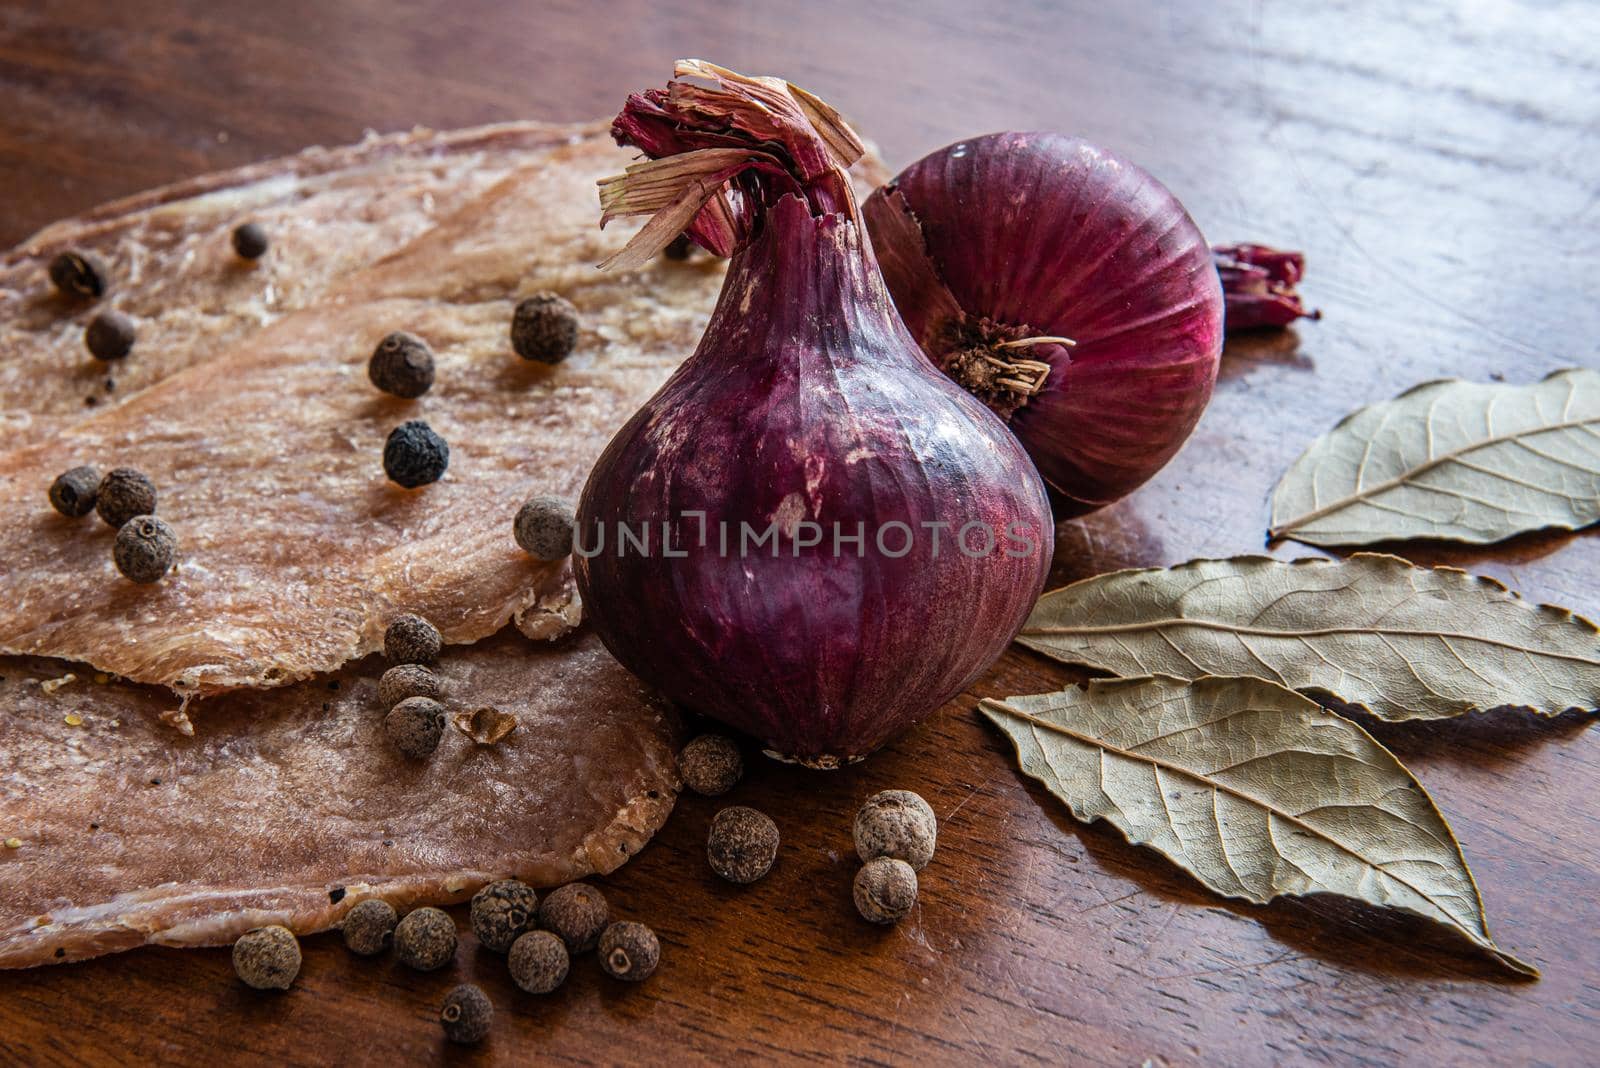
[
  {"xmin": 577, "ymin": 63, "xmax": 1053, "ymax": 766},
  {"xmin": 1212, "ymin": 243, "xmax": 1320, "ymax": 330},
  {"xmin": 863, "ymin": 133, "xmax": 1225, "ymax": 516}
]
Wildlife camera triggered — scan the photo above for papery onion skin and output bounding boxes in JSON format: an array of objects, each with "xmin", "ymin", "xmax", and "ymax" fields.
[
  {"xmin": 863, "ymin": 132, "xmax": 1225, "ymax": 517},
  {"xmin": 578, "ymin": 193, "xmax": 1053, "ymax": 766}
]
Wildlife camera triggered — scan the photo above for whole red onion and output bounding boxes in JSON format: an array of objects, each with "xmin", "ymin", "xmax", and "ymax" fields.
[
  {"xmin": 863, "ymin": 133, "xmax": 1224, "ymax": 516},
  {"xmin": 577, "ymin": 63, "xmax": 1053, "ymax": 766}
]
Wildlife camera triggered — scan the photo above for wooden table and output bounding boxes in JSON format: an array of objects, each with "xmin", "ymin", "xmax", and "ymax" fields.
[{"xmin": 3, "ymin": 1, "xmax": 1597, "ymax": 1063}]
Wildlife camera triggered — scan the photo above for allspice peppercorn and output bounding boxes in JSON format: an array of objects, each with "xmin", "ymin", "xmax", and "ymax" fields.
[
  {"xmin": 510, "ymin": 293, "xmax": 579, "ymax": 363},
  {"xmin": 706, "ymin": 806, "xmax": 778, "ymax": 884},
  {"xmin": 439, "ymin": 983, "xmax": 493, "ymax": 1045},
  {"xmin": 471, "ymin": 879, "xmax": 539, "ymax": 954},
  {"xmin": 85, "ymin": 310, "xmax": 136, "ymax": 361},
  {"xmin": 512, "ymin": 495, "xmax": 574, "ymax": 560},
  {"xmin": 853, "ymin": 857, "xmax": 918, "ymax": 925},
  {"xmin": 113, "ymin": 516, "xmax": 177, "ymax": 584},
  {"xmin": 382, "ymin": 419, "xmax": 449, "ymax": 488},
  {"xmin": 394, "ymin": 906, "xmax": 457, "ymax": 971},
  {"xmin": 368, "ymin": 331, "xmax": 435, "ymax": 398},
  {"xmin": 507, "ymin": 930, "xmax": 570, "ymax": 994},
  {"xmin": 678, "ymin": 734, "xmax": 742, "ymax": 797},
  {"xmin": 535, "ymin": 882, "xmax": 609, "ymax": 954},
  {"xmin": 95, "ymin": 467, "xmax": 156, "ymax": 528},
  {"xmin": 853, "ymin": 789, "xmax": 937, "ymax": 871},
  {"xmin": 231, "ymin": 222, "xmax": 270, "ymax": 261},
  {"xmin": 662, "ymin": 234, "xmax": 695, "ymax": 261},
  {"xmin": 48, "ymin": 465, "xmax": 101, "ymax": 518},
  {"xmin": 377, "ymin": 663, "xmax": 442, "ymax": 708},
  {"xmin": 385, "ymin": 696, "xmax": 446, "ymax": 759},
  {"xmin": 598, "ymin": 921, "xmax": 659, "ymax": 982},
  {"xmin": 48, "ymin": 250, "xmax": 106, "ymax": 299},
  {"xmin": 384, "ymin": 614, "xmax": 442, "ymax": 664},
  {"xmin": 232, "ymin": 925, "xmax": 301, "ymax": 989},
  {"xmin": 341, "ymin": 898, "xmax": 398, "ymax": 956}
]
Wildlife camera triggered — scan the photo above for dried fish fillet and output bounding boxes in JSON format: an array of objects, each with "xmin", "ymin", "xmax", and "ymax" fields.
[
  {"xmin": 0, "ymin": 125, "xmax": 736, "ymax": 694},
  {"xmin": 0, "ymin": 630, "xmax": 678, "ymax": 968}
]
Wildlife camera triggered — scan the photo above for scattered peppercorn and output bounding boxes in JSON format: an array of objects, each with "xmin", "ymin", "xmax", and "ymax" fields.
[
  {"xmin": 510, "ymin": 292, "xmax": 579, "ymax": 363},
  {"xmin": 341, "ymin": 898, "xmax": 398, "ymax": 956},
  {"xmin": 377, "ymin": 663, "xmax": 442, "ymax": 707},
  {"xmin": 367, "ymin": 331, "xmax": 436, "ymax": 398},
  {"xmin": 113, "ymin": 516, "xmax": 177, "ymax": 584},
  {"xmin": 439, "ymin": 983, "xmax": 493, "ymax": 1045},
  {"xmin": 232, "ymin": 925, "xmax": 301, "ymax": 989},
  {"xmin": 853, "ymin": 857, "xmax": 918, "ymax": 924},
  {"xmin": 385, "ymin": 614, "xmax": 442, "ymax": 664},
  {"xmin": 535, "ymin": 882, "xmax": 609, "ymax": 954},
  {"xmin": 663, "ymin": 234, "xmax": 695, "ymax": 261},
  {"xmin": 95, "ymin": 468, "xmax": 156, "ymax": 528},
  {"xmin": 707, "ymin": 806, "xmax": 779, "ymax": 884},
  {"xmin": 84, "ymin": 310, "xmax": 136, "ymax": 361},
  {"xmin": 511, "ymin": 494, "xmax": 574, "ymax": 560},
  {"xmin": 854, "ymin": 790, "xmax": 937, "ymax": 871},
  {"xmin": 48, "ymin": 465, "xmax": 101, "ymax": 518},
  {"xmin": 48, "ymin": 250, "xmax": 106, "ymax": 299},
  {"xmin": 394, "ymin": 906, "xmax": 457, "ymax": 971},
  {"xmin": 382, "ymin": 419, "xmax": 449, "ymax": 488},
  {"xmin": 385, "ymin": 696, "xmax": 445, "ymax": 759},
  {"xmin": 231, "ymin": 222, "xmax": 269, "ymax": 260},
  {"xmin": 471, "ymin": 879, "xmax": 539, "ymax": 954},
  {"xmin": 678, "ymin": 734, "xmax": 743, "ymax": 797},
  {"xmin": 507, "ymin": 929, "xmax": 570, "ymax": 994},
  {"xmin": 598, "ymin": 921, "xmax": 660, "ymax": 982}
]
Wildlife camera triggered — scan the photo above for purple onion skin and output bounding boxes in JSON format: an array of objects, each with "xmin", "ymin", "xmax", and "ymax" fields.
[
  {"xmin": 576, "ymin": 196, "xmax": 1053, "ymax": 766},
  {"xmin": 864, "ymin": 132, "xmax": 1224, "ymax": 518}
]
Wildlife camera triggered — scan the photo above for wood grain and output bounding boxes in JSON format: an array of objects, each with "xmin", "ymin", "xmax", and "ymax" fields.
[{"xmin": 2, "ymin": 0, "xmax": 1598, "ymax": 1064}]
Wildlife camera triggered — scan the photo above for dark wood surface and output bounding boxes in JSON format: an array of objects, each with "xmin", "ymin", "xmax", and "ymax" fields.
[{"xmin": 3, "ymin": 1, "xmax": 1598, "ymax": 1064}]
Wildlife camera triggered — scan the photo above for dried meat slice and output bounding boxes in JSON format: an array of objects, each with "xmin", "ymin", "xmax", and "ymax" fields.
[
  {"xmin": 0, "ymin": 629, "xmax": 679, "ymax": 968},
  {"xmin": 0, "ymin": 122, "xmax": 594, "ymax": 446}
]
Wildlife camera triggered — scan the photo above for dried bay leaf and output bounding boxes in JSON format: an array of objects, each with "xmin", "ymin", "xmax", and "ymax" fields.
[
  {"xmin": 980, "ymin": 675, "xmax": 1536, "ymax": 976},
  {"xmin": 1269, "ymin": 368, "xmax": 1600, "ymax": 546},
  {"xmin": 1019, "ymin": 553, "xmax": 1600, "ymax": 722}
]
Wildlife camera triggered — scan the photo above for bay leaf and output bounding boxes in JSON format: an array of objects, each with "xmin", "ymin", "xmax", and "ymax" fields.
[
  {"xmin": 981, "ymin": 675, "xmax": 1536, "ymax": 976},
  {"xmin": 1269, "ymin": 368, "xmax": 1600, "ymax": 546},
  {"xmin": 1018, "ymin": 553, "xmax": 1600, "ymax": 721}
]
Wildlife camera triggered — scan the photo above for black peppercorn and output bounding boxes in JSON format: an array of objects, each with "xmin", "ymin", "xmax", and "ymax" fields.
[
  {"xmin": 707, "ymin": 806, "xmax": 778, "ymax": 884},
  {"xmin": 377, "ymin": 663, "xmax": 442, "ymax": 707},
  {"xmin": 95, "ymin": 468, "xmax": 156, "ymax": 528},
  {"xmin": 507, "ymin": 930, "xmax": 570, "ymax": 994},
  {"xmin": 341, "ymin": 898, "xmax": 398, "ymax": 956},
  {"xmin": 367, "ymin": 331, "xmax": 436, "ymax": 398},
  {"xmin": 513, "ymin": 495, "xmax": 574, "ymax": 560},
  {"xmin": 598, "ymin": 921, "xmax": 659, "ymax": 982},
  {"xmin": 535, "ymin": 882, "xmax": 609, "ymax": 954},
  {"xmin": 113, "ymin": 516, "xmax": 177, "ymax": 584},
  {"xmin": 662, "ymin": 234, "xmax": 694, "ymax": 261},
  {"xmin": 231, "ymin": 222, "xmax": 269, "ymax": 260},
  {"xmin": 385, "ymin": 696, "xmax": 445, "ymax": 759},
  {"xmin": 854, "ymin": 790, "xmax": 937, "ymax": 871},
  {"xmin": 383, "ymin": 419, "xmax": 449, "ymax": 488},
  {"xmin": 394, "ymin": 906, "xmax": 457, "ymax": 971},
  {"xmin": 510, "ymin": 293, "xmax": 579, "ymax": 363},
  {"xmin": 232, "ymin": 925, "xmax": 301, "ymax": 989},
  {"xmin": 84, "ymin": 310, "xmax": 136, "ymax": 361},
  {"xmin": 48, "ymin": 250, "xmax": 106, "ymax": 299},
  {"xmin": 439, "ymin": 983, "xmax": 493, "ymax": 1045},
  {"xmin": 48, "ymin": 465, "xmax": 101, "ymax": 518},
  {"xmin": 678, "ymin": 734, "xmax": 743, "ymax": 797},
  {"xmin": 470, "ymin": 879, "xmax": 539, "ymax": 954},
  {"xmin": 853, "ymin": 857, "xmax": 918, "ymax": 924},
  {"xmin": 385, "ymin": 614, "xmax": 442, "ymax": 664}
]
